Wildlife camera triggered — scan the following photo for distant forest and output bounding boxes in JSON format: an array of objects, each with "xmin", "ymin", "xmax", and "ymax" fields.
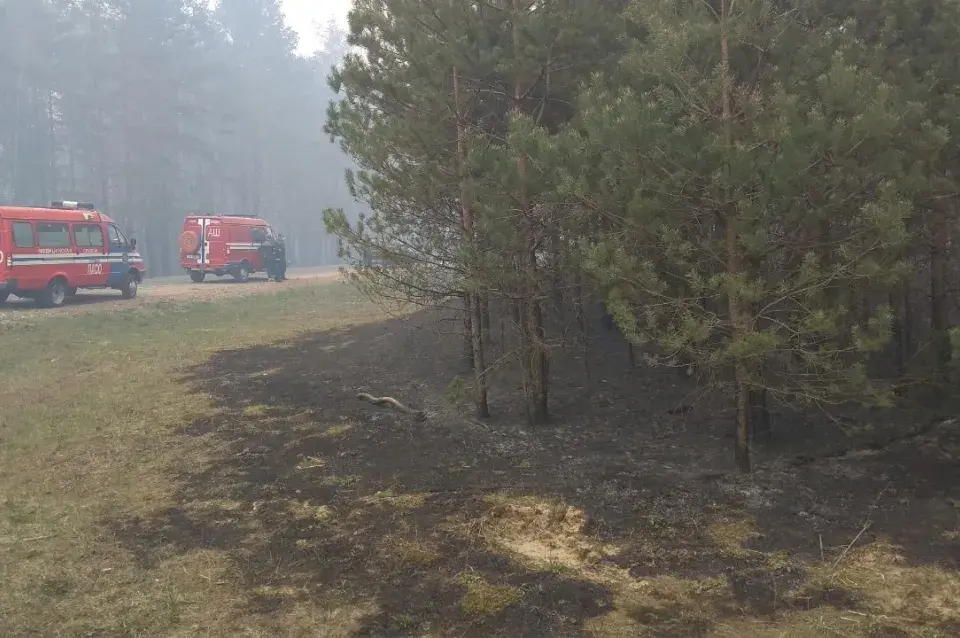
[{"xmin": 0, "ymin": 0, "xmax": 359, "ymax": 275}]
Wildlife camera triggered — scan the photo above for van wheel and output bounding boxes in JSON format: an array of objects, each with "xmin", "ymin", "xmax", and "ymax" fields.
[
  {"xmin": 121, "ymin": 272, "xmax": 139, "ymax": 299},
  {"xmin": 37, "ymin": 278, "xmax": 68, "ymax": 308},
  {"xmin": 233, "ymin": 263, "xmax": 250, "ymax": 282},
  {"xmin": 189, "ymin": 271, "xmax": 206, "ymax": 283}
]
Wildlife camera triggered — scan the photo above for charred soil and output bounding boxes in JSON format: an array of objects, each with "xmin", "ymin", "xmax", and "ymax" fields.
[{"xmin": 1, "ymin": 283, "xmax": 956, "ymax": 636}]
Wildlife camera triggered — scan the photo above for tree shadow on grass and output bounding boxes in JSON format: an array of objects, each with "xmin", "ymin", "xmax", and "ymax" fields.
[
  {"xmin": 105, "ymin": 309, "xmax": 959, "ymax": 635},
  {"xmin": 106, "ymin": 313, "xmax": 624, "ymax": 635}
]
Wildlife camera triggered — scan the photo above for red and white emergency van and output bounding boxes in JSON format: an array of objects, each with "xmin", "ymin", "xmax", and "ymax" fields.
[
  {"xmin": 178, "ymin": 214, "xmax": 278, "ymax": 282},
  {"xmin": 0, "ymin": 202, "xmax": 144, "ymax": 308}
]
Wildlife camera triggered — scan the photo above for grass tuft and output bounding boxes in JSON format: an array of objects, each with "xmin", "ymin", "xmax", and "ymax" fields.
[{"xmin": 457, "ymin": 573, "xmax": 522, "ymax": 615}]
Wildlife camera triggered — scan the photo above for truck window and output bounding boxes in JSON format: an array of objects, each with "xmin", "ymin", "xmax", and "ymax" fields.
[
  {"xmin": 74, "ymin": 224, "xmax": 104, "ymax": 248},
  {"xmin": 107, "ymin": 224, "xmax": 126, "ymax": 250},
  {"xmin": 36, "ymin": 222, "xmax": 71, "ymax": 248},
  {"xmin": 12, "ymin": 222, "xmax": 35, "ymax": 247}
]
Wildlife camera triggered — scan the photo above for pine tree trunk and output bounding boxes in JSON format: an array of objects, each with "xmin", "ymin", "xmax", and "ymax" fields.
[
  {"xmin": 721, "ymin": 0, "xmax": 750, "ymax": 473},
  {"xmin": 891, "ymin": 286, "xmax": 907, "ymax": 385},
  {"xmin": 576, "ymin": 272, "xmax": 592, "ymax": 383},
  {"xmin": 930, "ymin": 204, "xmax": 951, "ymax": 399},
  {"xmin": 750, "ymin": 386, "xmax": 770, "ymax": 441},
  {"xmin": 11, "ymin": 57, "xmax": 24, "ymax": 201},
  {"xmin": 463, "ymin": 293, "xmax": 475, "ymax": 369},
  {"xmin": 550, "ymin": 231, "xmax": 564, "ymax": 314},
  {"xmin": 471, "ymin": 293, "xmax": 490, "ymax": 417},
  {"xmin": 527, "ymin": 286, "xmax": 549, "ymax": 423},
  {"xmin": 499, "ymin": 306, "xmax": 507, "ymax": 356},
  {"xmin": 511, "ymin": 0, "xmax": 548, "ymax": 424},
  {"xmin": 601, "ymin": 308, "xmax": 614, "ymax": 331},
  {"xmin": 481, "ymin": 295, "xmax": 491, "ymax": 335},
  {"xmin": 453, "ymin": 67, "xmax": 489, "ymax": 417},
  {"xmin": 68, "ymin": 146, "xmax": 77, "ymax": 193},
  {"xmin": 728, "ymin": 213, "xmax": 751, "ymax": 473},
  {"xmin": 902, "ymin": 282, "xmax": 913, "ymax": 371},
  {"xmin": 47, "ymin": 91, "xmax": 56, "ymax": 200},
  {"xmin": 734, "ymin": 377, "xmax": 751, "ymax": 471}
]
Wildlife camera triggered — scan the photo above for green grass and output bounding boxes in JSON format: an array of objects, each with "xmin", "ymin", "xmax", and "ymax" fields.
[
  {"xmin": 0, "ymin": 281, "xmax": 390, "ymax": 636},
  {"xmin": 0, "ymin": 283, "xmax": 372, "ymax": 454}
]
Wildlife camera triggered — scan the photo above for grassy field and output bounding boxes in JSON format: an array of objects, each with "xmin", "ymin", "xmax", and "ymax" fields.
[
  {"xmin": 0, "ymin": 283, "xmax": 384, "ymax": 636},
  {"xmin": 0, "ymin": 282, "xmax": 957, "ymax": 636}
]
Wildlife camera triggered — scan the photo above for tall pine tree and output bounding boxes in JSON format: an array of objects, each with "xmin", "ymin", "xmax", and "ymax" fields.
[{"xmin": 566, "ymin": 0, "xmax": 916, "ymax": 470}]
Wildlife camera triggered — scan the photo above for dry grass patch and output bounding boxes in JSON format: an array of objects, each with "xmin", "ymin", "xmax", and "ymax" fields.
[
  {"xmin": 583, "ymin": 574, "xmax": 727, "ymax": 636},
  {"xmin": 457, "ymin": 572, "xmax": 523, "ymax": 615},
  {"xmin": 582, "ymin": 537, "xmax": 960, "ymax": 637},
  {"xmin": 242, "ymin": 404, "xmax": 269, "ymax": 418},
  {"xmin": 796, "ymin": 540, "xmax": 960, "ymax": 632},
  {"xmin": 708, "ymin": 517, "xmax": 762, "ymax": 559},
  {"xmin": 382, "ymin": 535, "xmax": 439, "ymax": 566},
  {"xmin": 239, "ymin": 597, "xmax": 378, "ymax": 638},
  {"xmin": 321, "ymin": 474, "xmax": 361, "ymax": 489},
  {"xmin": 285, "ymin": 500, "xmax": 336, "ymax": 523},
  {"xmin": 476, "ymin": 493, "xmax": 622, "ymax": 577},
  {"xmin": 320, "ymin": 423, "xmax": 354, "ymax": 437},
  {"xmin": 360, "ymin": 489, "xmax": 428, "ymax": 510}
]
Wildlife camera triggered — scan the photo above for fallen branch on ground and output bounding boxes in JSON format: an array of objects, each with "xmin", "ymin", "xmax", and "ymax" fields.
[
  {"xmin": 831, "ymin": 521, "xmax": 872, "ymax": 571},
  {"xmin": 356, "ymin": 392, "xmax": 427, "ymax": 420},
  {"xmin": 830, "ymin": 481, "xmax": 890, "ymax": 573}
]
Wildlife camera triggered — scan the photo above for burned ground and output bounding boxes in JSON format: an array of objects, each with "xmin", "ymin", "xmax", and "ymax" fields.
[{"xmin": 105, "ymin": 304, "xmax": 960, "ymax": 636}]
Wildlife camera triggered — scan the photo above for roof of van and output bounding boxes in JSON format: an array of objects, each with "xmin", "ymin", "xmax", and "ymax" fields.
[
  {"xmin": 184, "ymin": 214, "xmax": 268, "ymax": 225},
  {"xmin": 0, "ymin": 206, "xmax": 113, "ymax": 223}
]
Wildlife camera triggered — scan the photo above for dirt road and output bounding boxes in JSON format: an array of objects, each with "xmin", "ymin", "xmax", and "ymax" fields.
[
  {"xmin": 0, "ymin": 266, "xmax": 345, "ymax": 320},
  {"xmin": 139, "ymin": 266, "xmax": 343, "ymax": 301}
]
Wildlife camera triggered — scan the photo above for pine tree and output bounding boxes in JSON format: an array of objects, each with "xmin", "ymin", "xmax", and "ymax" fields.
[
  {"xmin": 325, "ymin": 0, "xmax": 626, "ymax": 422},
  {"xmin": 462, "ymin": 0, "xmax": 627, "ymax": 424},
  {"xmin": 324, "ymin": 0, "xmax": 495, "ymax": 413},
  {"xmin": 834, "ymin": 0, "xmax": 960, "ymax": 398},
  {"xmin": 566, "ymin": 0, "xmax": 917, "ymax": 471}
]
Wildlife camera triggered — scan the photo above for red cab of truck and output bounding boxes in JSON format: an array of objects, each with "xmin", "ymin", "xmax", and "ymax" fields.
[
  {"xmin": 178, "ymin": 214, "xmax": 279, "ymax": 282},
  {"xmin": 0, "ymin": 201, "xmax": 144, "ymax": 308}
]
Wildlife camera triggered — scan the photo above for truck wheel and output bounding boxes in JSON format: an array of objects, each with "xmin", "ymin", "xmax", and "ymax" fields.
[
  {"xmin": 121, "ymin": 272, "xmax": 139, "ymax": 299},
  {"xmin": 189, "ymin": 271, "xmax": 206, "ymax": 283},
  {"xmin": 37, "ymin": 278, "xmax": 68, "ymax": 308},
  {"xmin": 233, "ymin": 263, "xmax": 250, "ymax": 282}
]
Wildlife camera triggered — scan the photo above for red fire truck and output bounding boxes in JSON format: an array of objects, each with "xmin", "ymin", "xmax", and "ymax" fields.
[
  {"xmin": 0, "ymin": 202, "xmax": 144, "ymax": 308},
  {"xmin": 178, "ymin": 214, "xmax": 278, "ymax": 282}
]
